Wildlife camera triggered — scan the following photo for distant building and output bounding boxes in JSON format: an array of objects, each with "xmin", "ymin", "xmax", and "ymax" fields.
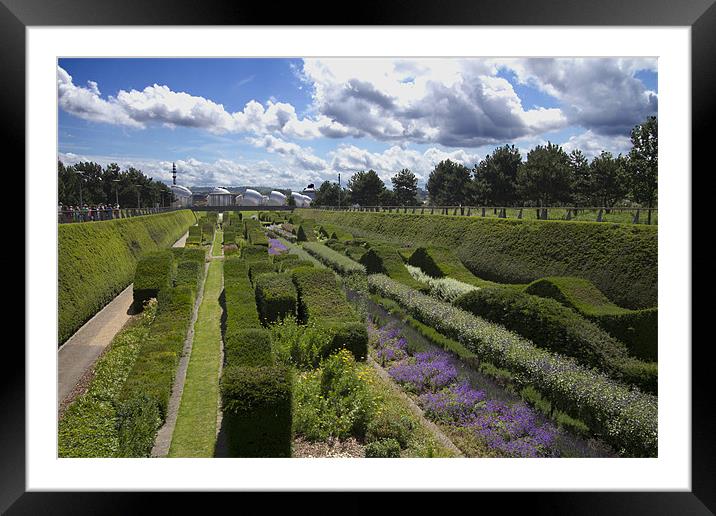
[
  {"xmin": 207, "ymin": 187, "xmax": 234, "ymax": 206},
  {"xmin": 291, "ymin": 192, "xmax": 313, "ymax": 207},
  {"xmin": 267, "ymin": 191, "xmax": 287, "ymax": 206},
  {"xmin": 170, "ymin": 163, "xmax": 193, "ymax": 208},
  {"xmin": 241, "ymin": 189, "xmax": 263, "ymax": 206},
  {"xmin": 301, "ymin": 183, "xmax": 317, "ymax": 201}
]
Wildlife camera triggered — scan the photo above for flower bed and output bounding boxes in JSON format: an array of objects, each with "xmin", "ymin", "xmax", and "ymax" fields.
[
  {"xmin": 302, "ymin": 241, "xmax": 366, "ymax": 276},
  {"xmin": 367, "ymin": 273, "xmax": 657, "ymax": 457},
  {"xmin": 370, "ymin": 321, "xmax": 559, "ymax": 458},
  {"xmin": 406, "ymin": 264, "xmax": 478, "ymax": 302}
]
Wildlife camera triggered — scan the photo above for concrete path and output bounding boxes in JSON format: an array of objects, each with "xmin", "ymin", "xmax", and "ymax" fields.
[{"xmin": 57, "ymin": 231, "xmax": 189, "ymax": 409}]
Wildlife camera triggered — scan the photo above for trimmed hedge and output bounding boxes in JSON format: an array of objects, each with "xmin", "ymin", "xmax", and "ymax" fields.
[
  {"xmin": 220, "ymin": 365, "xmax": 293, "ymax": 457},
  {"xmin": 302, "ymin": 241, "xmax": 366, "ymax": 275},
  {"xmin": 248, "ymin": 261, "xmax": 276, "ymax": 285},
  {"xmin": 225, "ymin": 328, "xmax": 273, "ymax": 367},
  {"xmin": 116, "ymin": 283, "xmax": 199, "ymax": 456},
  {"xmin": 454, "ymin": 288, "xmax": 657, "ymax": 393},
  {"xmin": 132, "ymin": 250, "xmax": 174, "ymax": 305},
  {"xmin": 408, "ymin": 246, "xmax": 504, "ymax": 288},
  {"xmin": 174, "ymin": 260, "xmax": 203, "ymax": 292},
  {"xmin": 187, "ymin": 225, "xmax": 202, "ymax": 245},
  {"xmin": 241, "ymin": 244, "xmax": 268, "ymax": 261},
  {"xmin": 319, "ymin": 321, "xmax": 369, "ymax": 361},
  {"xmin": 223, "ymin": 257, "xmax": 262, "ymax": 337},
  {"xmin": 298, "ymin": 210, "xmax": 657, "ymax": 309},
  {"xmin": 223, "ymin": 228, "xmax": 237, "ymax": 245},
  {"xmin": 368, "ymin": 274, "xmax": 657, "ymax": 457},
  {"xmin": 255, "ymin": 273, "xmax": 298, "ymax": 325},
  {"xmin": 358, "ymin": 243, "xmax": 423, "ymax": 290},
  {"xmin": 525, "ymin": 277, "xmax": 658, "ymax": 361},
  {"xmin": 58, "ymin": 210, "xmax": 196, "ymax": 344}
]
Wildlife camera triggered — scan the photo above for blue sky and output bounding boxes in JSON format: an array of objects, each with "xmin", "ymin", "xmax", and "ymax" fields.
[{"xmin": 58, "ymin": 57, "xmax": 657, "ymax": 189}]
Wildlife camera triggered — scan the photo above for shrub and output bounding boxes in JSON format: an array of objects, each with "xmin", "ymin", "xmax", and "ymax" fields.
[
  {"xmin": 241, "ymin": 244, "xmax": 268, "ymax": 262},
  {"xmin": 174, "ymin": 246, "xmax": 206, "ymax": 264},
  {"xmin": 408, "ymin": 246, "xmax": 499, "ymax": 288},
  {"xmin": 292, "ymin": 268, "xmax": 358, "ymax": 323},
  {"xmin": 293, "ymin": 350, "xmax": 374, "ymax": 441},
  {"xmin": 406, "ymin": 264, "xmax": 477, "ymax": 302},
  {"xmin": 223, "ymin": 258, "xmax": 262, "ymax": 335},
  {"xmin": 298, "ymin": 209, "xmax": 657, "ymax": 309},
  {"xmin": 454, "ymin": 288, "xmax": 657, "ymax": 393},
  {"xmin": 174, "ymin": 260, "xmax": 203, "ymax": 292},
  {"xmin": 319, "ymin": 321, "xmax": 369, "ymax": 361},
  {"xmin": 220, "ymin": 365, "xmax": 293, "ymax": 457},
  {"xmin": 187, "ymin": 225, "xmax": 202, "ymax": 245},
  {"xmin": 223, "ymin": 228, "xmax": 237, "ymax": 245},
  {"xmin": 302, "ymin": 241, "xmax": 366, "ymax": 275},
  {"xmin": 368, "ymin": 273, "xmax": 657, "ymax": 457},
  {"xmin": 248, "ymin": 261, "xmax": 275, "ymax": 285},
  {"xmin": 358, "ymin": 243, "xmax": 423, "ymax": 289},
  {"xmin": 248, "ymin": 228, "xmax": 269, "ymax": 246},
  {"xmin": 366, "ymin": 405, "xmax": 413, "ymax": 448},
  {"xmin": 296, "ymin": 225, "xmax": 308, "ymax": 242},
  {"xmin": 365, "ymin": 438, "xmax": 401, "ymax": 458},
  {"xmin": 116, "ymin": 393, "xmax": 162, "ymax": 457},
  {"xmin": 132, "ymin": 250, "xmax": 174, "ymax": 305},
  {"xmin": 525, "ymin": 277, "xmax": 657, "ymax": 361},
  {"xmin": 58, "ymin": 398, "xmax": 120, "ymax": 457},
  {"xmin": 58, "ymin": 210, "xmax": 196, "ymax": 343},
  {"xmin": 255, "ymin": 273, "xmax": 298, "ymax": 324},
  {"xmin": 225, "ymin": 328, "xmax": 273, "ymax": 367}
]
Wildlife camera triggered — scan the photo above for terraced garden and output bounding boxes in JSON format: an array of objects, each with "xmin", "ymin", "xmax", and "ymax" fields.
[{"xmin": 58, "ymin": 208, "xmax": 658, "ymax": 458}]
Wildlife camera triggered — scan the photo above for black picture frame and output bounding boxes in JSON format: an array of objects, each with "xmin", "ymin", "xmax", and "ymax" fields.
[{"xmin": 7, "ymin": 0, "xmax": 709, "ymax": 512}]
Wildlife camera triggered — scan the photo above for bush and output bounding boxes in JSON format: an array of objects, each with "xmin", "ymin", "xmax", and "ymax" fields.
[
  {"xmin": 368, "ymin": 273, "xmax": 657, "ymax": 457},
  {"xmin": 241, "ymin": 244, "xmax": 268, "ymax": 262},
  {"xmin": 358, "ymin": 243, "xmax": 423, "ymax": 289},
  {"xmin": 525, "ymin": 277, "xmax": 657, "ymax": 361},
  {"xmin": 408, "ymin": 246, "xmax": 498, "ymax": 288},
  {"xmin": 366, "ymin": 406, "xmax": 413, "ymax": 448},
  {"xmin": 173, "ymin": 246, "xmax": 206, "ymax": 264},
  {"xmin": 248, "ymin": 261, "xmax": 275, "ymax": 285},
  {"xmin": 365, "ymin": 438, "xmax": 401, "ymax": 458},
  {"xmin": 220, "ymin": 365, "xmax": 293, "ymax": 457},
  {"xmin": 248, "ymin": 228, "xmax": 269, "ymax": 246},
  {"xmin": 223, "ymin": 228, "xmax": 237, "ymax": 245},
  {"xmin": 187, "ymin": 225, "xmax": 202, "ymax": 245},
  {"xmin": 319, "ymin": 321, "xmax": 369, "ymax": 361},
  {"xmin": 58, "ymin": 398, "xmax": 120, "ymax": 457},
  {"xmin": 296, "ymin": 225, "xmax": 308, "ymax": 242},
  {"xmin": 454, "ymin": 288, "xmax": 656, "ymax": 393},
  {"xmin": 116, "ymin": 393, "xmax": 162, "ymax": 457},
  {"xmin": 58, "ymin": 210, "xmax": 196, "ymax": 343},
  {"xmin": 406, "ymin": 264, "xmax": 477, "ymax": 302},
  {"xmin": 298, "ymin": 209, "xmax": 657, "ymax": 309},
  {"xmin": 255, "ymin": 273, "xmax": 298, "ymax": 324},
  {"xmin": 293, "ymin": 350, "xmax": 374, "ymax": 441},
  {"xmin": 292, "ymin": 268, "xmax": 359, "ymax": 323},
  {"xmin": 223, "ymin": 257, "xmax": 262, "ymax": 335},
  {"xmin": 174, "ymin": 260, "xmax": 203, "ymax": 292},
  {"xmin": 302, "ymin": 241, "xmax": 366, "ymax": 275},
  {"xmin": 225, "ymin": 328, "xmax": 273, "ymax": 367},
  {"xmin": 132, "ymin": 250, "xmax": 174, "ymax": 305}
]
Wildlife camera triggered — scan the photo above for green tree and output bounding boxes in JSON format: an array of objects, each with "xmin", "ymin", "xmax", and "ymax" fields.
[
  {"xmin": 426, "ymin": 159, "xmax": 472, "ymax": 205},
  {"xmin": 390, "ymin": 168, "xmax": 418, "ymax": 206},
  {"xmin": 473, "ymin": 145, "xmax": 521, "ymax": 205},
  {"xmin": 516, "ymin": 142, "xmax": 573, "ymax": 206},
  {"xmin": 569, "ymin": 149, "xmax": 592, "ymax": 206},
  {"xmin": 627, "ymin": 116, "xmax": 658, "ymax": 220},
  {"xmin": 347, "ymin": 170, "xmax": 385, "ymax": 206},
  {"xmin": 378, "ymin": 188, "xmax": 396, "ymax": 206},
  {"xmin": 590, "ymin": 151, "xmax": 629, "ymax": 209},
  {"xmin": 314, "ymin": 180, "xmax": 343, "ymax": 206}
]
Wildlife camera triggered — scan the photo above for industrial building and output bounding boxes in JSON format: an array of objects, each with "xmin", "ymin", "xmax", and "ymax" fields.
[
  {"xmin": 170, "ymin": 163, "xmax": 193, "ymax": 208},
  {"xmin": 207, "ymin": 187, "xmax": 234, "ymax": 206}
]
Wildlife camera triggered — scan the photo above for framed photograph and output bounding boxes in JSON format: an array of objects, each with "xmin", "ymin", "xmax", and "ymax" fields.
[{"xmin": 9, "ymin": 0, "xmax": 710, "ymax": 511}]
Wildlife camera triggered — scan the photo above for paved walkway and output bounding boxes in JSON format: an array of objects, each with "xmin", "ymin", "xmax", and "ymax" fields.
[{"xmin": 57, "ymin": 231, "xmax": 189, "ymax": 409}]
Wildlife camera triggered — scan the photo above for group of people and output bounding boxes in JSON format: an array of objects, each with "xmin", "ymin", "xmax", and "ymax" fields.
[{"xmin": 58, "ymin": 203, "xmax": 121, "ymax": 223}]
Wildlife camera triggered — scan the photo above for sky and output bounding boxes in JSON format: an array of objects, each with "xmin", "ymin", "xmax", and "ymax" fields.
[{"xmin": 57, "ymin": 57, "xmax": 657, "ymax": 190}]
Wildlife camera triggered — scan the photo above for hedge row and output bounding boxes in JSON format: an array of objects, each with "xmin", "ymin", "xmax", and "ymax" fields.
[
  {"xmin": 302, "ymin": 241, "xmax": 366, "ymax": 275},
  {"xmin": 116, "ymin": 282, "xmax": 200, "ymax": 456},
  {"xmin": 367, "ymin": 273, "xmax": 657, "ymax": 457},
  {"xmin": 186, "ymin": 225, "xmax": 202, "ymax": 245},
  {"xmin": 291, "ymin": 267, "xmax": 368, "ymax": 360},
  {"xmin": 525, "ymin": 277, "xmax": 658, "ymax": 361},
  {"xmin": 255, "ymin": 273, "xmax": 298, "ymax": 325},
  {"xmin": 358, "ymin": 243, "xmax": 423, "ymax": 290},
  {"xmin": 221, "ymin": 254, "xmax": 292, "ymax": 456},
  {"xmin": 454, "ymin": 288, "xmax": 657, "ymax": 393},
  {"xmin": 407, "ymin": 246, "xmax": 505, "ymax": 289},
  {"xmin": 132, "ymin": 250, "xmax": 175, "ymax": 305},
  {"xmin": 223, "ymin": 228, "xmax": 238, "ymax": 246},
  {"xmin": 298, "ymin": 210, "xmax": 657, "ymax": 309},
  {"xmin": 58, "ymin": 210, "xmax": 196, "ymax": 344}
]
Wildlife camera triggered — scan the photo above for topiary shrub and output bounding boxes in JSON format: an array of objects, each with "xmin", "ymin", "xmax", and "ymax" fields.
[
  {"xmin": 220, "ymin": 365, "xmax": 293, "ymax": 457},
  {"xmin": 255, "ymin": 273, "xmax": 298, "ymax": 325},
  {"xmin": 319, "ymin": 321, "xmax": 369, "ymax": 361},
  {"xmin": 115, "ymin": 393, "xmax": 162, "ymax": 458},
  {"xmin": 225, "ymin": 328, "xmax": 273, "ymax": 367},
  {"xmin": 454, "ymin": 287, "xmax": 656, "ymax": 393},
  {"xmin": 365, "ymin": 438, "xmax": 401, "ymax": 458},
  {"xmin": 359, "ymin": 248, "xmax": 385, "ymax": 274},
  {"xmin": 132, "ymin": 250, "xmax": 174, "ymax": 305},
  {"xmin": 174, "ymin": 260, "xmax": 202, "ymax": 292},
  {"xmin": 296, "ymin": 225, "xmax": 308, "ymax": 242},
  {"xmin": 248, "ymin": 262, "xmax": 275, "ymax": 286}
]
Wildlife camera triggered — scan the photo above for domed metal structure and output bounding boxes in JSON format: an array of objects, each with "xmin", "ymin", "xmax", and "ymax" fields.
[
  {"xmin": 267, "ymin": 191, "xmax": 287, "ymax": 206},
  {"xmin": 241, "ymin": 189, "xmax": 263, "ymax": 206},
  {"xmin": 291, "ymin": 192, "xmax": 313, "ymax": 208},
  {"xmin": 207, "ymin": 186, "xmax": 234, "ymax": 206}
]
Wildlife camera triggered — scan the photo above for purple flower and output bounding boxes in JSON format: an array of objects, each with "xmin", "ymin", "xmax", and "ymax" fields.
[{"xmin": 388, "ymin": 350, "xmax": 458, "ymax": 392}]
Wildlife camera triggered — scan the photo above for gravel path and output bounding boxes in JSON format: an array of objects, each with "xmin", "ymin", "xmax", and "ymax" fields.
[{"xmin": 57, "ymin": 231, "xmax": 189, "ymax": 411}]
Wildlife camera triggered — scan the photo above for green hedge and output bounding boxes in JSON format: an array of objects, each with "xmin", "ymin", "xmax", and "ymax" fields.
[
  {"xmin": 187, "ymin": 225, "xmax": 202, "ymax": 245},
  {"xmin": 220, "ymin": 365, "xmax": 293, "ymax": 457},
  {"xmin": 368, "ymin": 273, "xmax": 657, "ymax": 457},
  {"xmin": 116, "ymin": 283, "xmax": 199, "ymax": 456},
  {"xmin": 174, "ymin": 260, "xmax": 203, "ymax": 292},
  {"xmin": 525, "ymin": 277, "xmax": 658, "ymax": 361},
  {"xmin": 132, "ymin": 250, "xmax": 174, "ymax": 305},
  {"xmin": 248, "ymin": 228, "xmax": 269, "ymax": 246},
  {"xmin": 255, "ymin": 273, "xmax": 298, "ymax": 325},
  {"xmin": 248, "ymin": 261, "xmax": 276, "ymax": 286},
  {"xmin": 408, "ymin": 246, "xmax": 504, "ymax": 288},
  {"xmin": 223, "ymin": 228, "xmax": 237, "ymax": 245},
  {"xmin": 58, "ymin": 210, "xmax": 196, "ymax": 344},
  {"xmin": 223, "ymin": 257, "xmax": 262, "ymax": 337},
  {"xmin": 225, "ymin": 328, "xmax": 274, "ymax": 368},
  {"xmin": 302, "ymin": 242, "xmax": 366, "ymax": 275},
  {"xmin": 298, "ymin": 210, "xmax": 657, "ymax": 309},
  {"xmin": 454, "ymin": 288, "xmax": 657, "ymax": 393},
  {"xmin": 358, "ymin": 243, "xmax": 422, "ymax": 289},
  {"xmin": 241, "ymin": 244, "xmax": 268, "ymax": 262}
]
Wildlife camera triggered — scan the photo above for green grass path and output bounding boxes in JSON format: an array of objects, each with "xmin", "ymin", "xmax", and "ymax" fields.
[
  {"xmin": 168, "ymin": 257, "xmax": 223, "ymax": 457},
  {"xmin": 212, "ymin": 229, "xmax": 223, "ymax": 257}
]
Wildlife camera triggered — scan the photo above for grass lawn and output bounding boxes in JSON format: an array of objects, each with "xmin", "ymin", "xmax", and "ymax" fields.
[
  {"xmin": 212, "ymin": 229, "xmax": 223, "ymax": 257},
  {"xmin": 168, "ymin": 259, "xmax": 223, "ymax": 457}
]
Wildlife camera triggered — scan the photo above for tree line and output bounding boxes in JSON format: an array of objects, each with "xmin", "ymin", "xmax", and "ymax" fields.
[
  {"xmin": 314, "ymin": 116, "xmax": 657, "ymax": 210},
  {"xmin": 58, "ymin": 161, "xmax": 174, "ymax": 208}
]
